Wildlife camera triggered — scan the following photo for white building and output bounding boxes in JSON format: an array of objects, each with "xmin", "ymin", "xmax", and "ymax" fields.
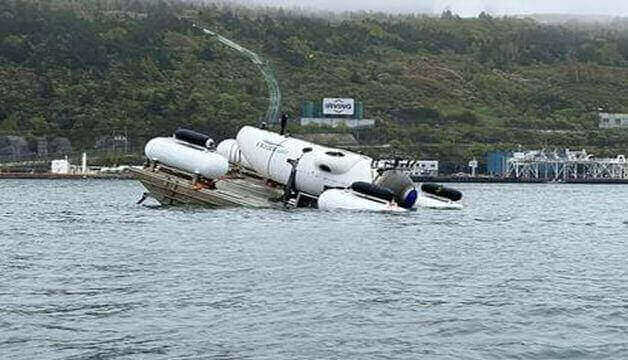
[
  {"xmin": 50, "ymin": 153, "xmax": 88, "ymax": 175},
  {"xmin": 599, "ymin": 113, "xmax": 628, "ymax": 129},
  {"xmin": 300, "ymin": 118, "xmax": 375, "ymax": 128},
  {"xmin": 51, "ymin": 159, "xmax": 71, "ymax": 174},
  {"xmin": 374, "ymin": 159, "xmax": 439, "ymax": 176}
]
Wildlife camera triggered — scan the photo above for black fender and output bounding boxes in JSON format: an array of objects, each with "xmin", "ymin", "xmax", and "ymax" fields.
[
  {"xmin": 350, "ymin": 182, "xmax": 395, "ymax": 202},
  {"xmin": 421, "ymin": 183, "xmax": 463, "ymax": 202}
]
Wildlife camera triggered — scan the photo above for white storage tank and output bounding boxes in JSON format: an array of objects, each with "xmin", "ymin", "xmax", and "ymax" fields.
[
  {"xmin": 145, "ymin": 137, "xmax": 229, "ymax": 179},
  {"xmin": 216, "ymin": 138, "xmax": 252, "ymax": 169}
]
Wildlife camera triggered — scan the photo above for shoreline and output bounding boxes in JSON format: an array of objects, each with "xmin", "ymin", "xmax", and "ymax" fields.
[{"xmin": 2, "ymin": 172, "xmax": 627, "ymax": 184}]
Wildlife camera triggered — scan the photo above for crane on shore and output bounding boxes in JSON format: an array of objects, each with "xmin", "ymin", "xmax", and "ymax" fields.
[{"xmin": 192, "ymin": 24, "xmax": 281, "ymax": 125}]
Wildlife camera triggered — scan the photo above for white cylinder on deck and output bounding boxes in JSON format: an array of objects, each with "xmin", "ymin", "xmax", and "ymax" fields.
[
  {"xmin": 413, "ymin": 193, "xmax": 464, "ymax": 210},
  {"xmin": 236, "ymin": 126, "xmax": 373, "ymax": 196},
  {"xmin": 145, "ymin": 137, "xmax": 229, "ymax": 179},
  {"xmin": 216, "ymin": 138, "xmax": 252, "ymax": 169}
]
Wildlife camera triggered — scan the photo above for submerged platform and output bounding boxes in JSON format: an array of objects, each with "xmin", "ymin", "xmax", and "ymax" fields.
[
  {"xmin": 129, "ymin": 165, "xmax": 284, "ymax": 208},
  {"xmin": 130, "ymin": 165, "xmax": 466, "ymax": 211}
]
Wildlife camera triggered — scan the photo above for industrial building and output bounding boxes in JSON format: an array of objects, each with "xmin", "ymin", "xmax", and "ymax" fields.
[
  {"xmin": 486, "ymin": 151, "xmax": 511, "ymax": 176},
  {"xmin": 486, "ymin": 149, "xmax": 627, "ymax": 180}
]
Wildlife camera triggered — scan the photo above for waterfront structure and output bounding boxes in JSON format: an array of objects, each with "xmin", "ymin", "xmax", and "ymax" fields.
[
  {"xmin": 598, "ymin": 113, "xmax": 628, "ymax": 129},
  {"xmin": 468, "ymin": 159, "xmax": 478, "ymax": 177},
  {"xmin": 503, "ymin": 149, "xmax": 626, "ymax": 180},
  {"xmin": 51, "ymin": 159, "xmax": 71, "ymax": 174},
  {"xmin": 374, "ymin": 159, "xmax": 439, "ymax": 177},
  {"xmin": 486, "ymin": 151, "xmax": 511, "ymax": 175},
  {"xmin": 50, "ymin": 153, "xmax": 91, "ymax": 175}
]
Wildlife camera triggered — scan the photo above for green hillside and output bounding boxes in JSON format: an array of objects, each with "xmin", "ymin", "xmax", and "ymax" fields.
[{"xmin": 1, "ymin": 0, "xmax": 627, "ymax": 167}]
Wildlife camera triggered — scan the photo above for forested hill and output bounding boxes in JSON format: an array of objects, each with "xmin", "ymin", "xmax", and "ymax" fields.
[{"xmin": 1, "ymin": 0, "xmax": 627, "ymax": 164}]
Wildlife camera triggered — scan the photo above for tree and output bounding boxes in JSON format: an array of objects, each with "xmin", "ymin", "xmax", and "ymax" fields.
[{"xmin": 0, "ymin": 115, "xmax": 19, "ymax": 134}]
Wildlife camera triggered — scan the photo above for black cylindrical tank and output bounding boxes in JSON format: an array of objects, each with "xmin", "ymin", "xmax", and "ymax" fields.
[
  {"xmin": 350, "ymin": 181, "xmax": 395, "ymax": 202},
  {"xmin": 421, "ymin": 183, "xmax": 463, "ymax": 202},
  {"xmin": 174, "ymin": 128, "xmax": 214, "ymax": 148}
]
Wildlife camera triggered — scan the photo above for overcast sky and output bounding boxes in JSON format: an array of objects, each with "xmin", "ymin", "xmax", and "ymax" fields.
[{"xmin": 238, "ymin": 0, "xmax": 628, "ymax": 17}]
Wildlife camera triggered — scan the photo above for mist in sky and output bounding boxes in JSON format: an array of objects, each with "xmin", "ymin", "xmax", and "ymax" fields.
[{"xmin": 237, "ymin": 0, "xmax": 628, "ymax": 17}]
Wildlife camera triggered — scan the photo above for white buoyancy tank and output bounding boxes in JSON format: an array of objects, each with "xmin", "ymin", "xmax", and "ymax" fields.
[
  {"xmin": 216, "ymin": 139, "xmax": 252, "ymax": 169},
  {"xmin": 317, "ymin": 189, "xmax": 407, "ymax": 212},
  {"xmin": 413, "ymin": 194, "xmax": 464, "ymax": 210},
  {"xmin": 145, "ymin": 137, "xmax": 229, "ymax": 179},
  {"xmin": 236, "ymin": 126, "xmax": 373, "ymax": 195}
]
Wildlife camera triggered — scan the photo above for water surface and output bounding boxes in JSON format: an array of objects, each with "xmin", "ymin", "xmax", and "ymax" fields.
[{"xmin": 1, "ymin": 180, "xmax": 626, "ymax": 359}]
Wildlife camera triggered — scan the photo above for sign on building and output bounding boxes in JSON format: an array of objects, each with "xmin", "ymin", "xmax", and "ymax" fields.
[{"xmin": 323, "ymin": 98, "xmax": 354, "ymax": 116}]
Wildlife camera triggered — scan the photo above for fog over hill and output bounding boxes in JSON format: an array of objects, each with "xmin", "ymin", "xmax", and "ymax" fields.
[{"xmin": 232, "ymin": 0, "xmax": 627, "ymax": 18}]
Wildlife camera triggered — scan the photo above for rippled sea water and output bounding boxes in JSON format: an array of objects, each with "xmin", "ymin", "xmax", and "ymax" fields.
[{"xmin": 0, "ymin": 179, "xmax": 626, "ymax": 359}]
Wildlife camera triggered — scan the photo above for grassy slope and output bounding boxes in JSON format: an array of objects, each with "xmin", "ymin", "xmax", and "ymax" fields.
[{"xmin": 0, "ymin": 0, "xmax": 626, "ymax": 165}]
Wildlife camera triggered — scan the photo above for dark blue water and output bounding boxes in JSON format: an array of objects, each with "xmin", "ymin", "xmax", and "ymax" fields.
[{"xmin": 1, "ymin": 179, "xmax": 626, "ymax": 359}]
